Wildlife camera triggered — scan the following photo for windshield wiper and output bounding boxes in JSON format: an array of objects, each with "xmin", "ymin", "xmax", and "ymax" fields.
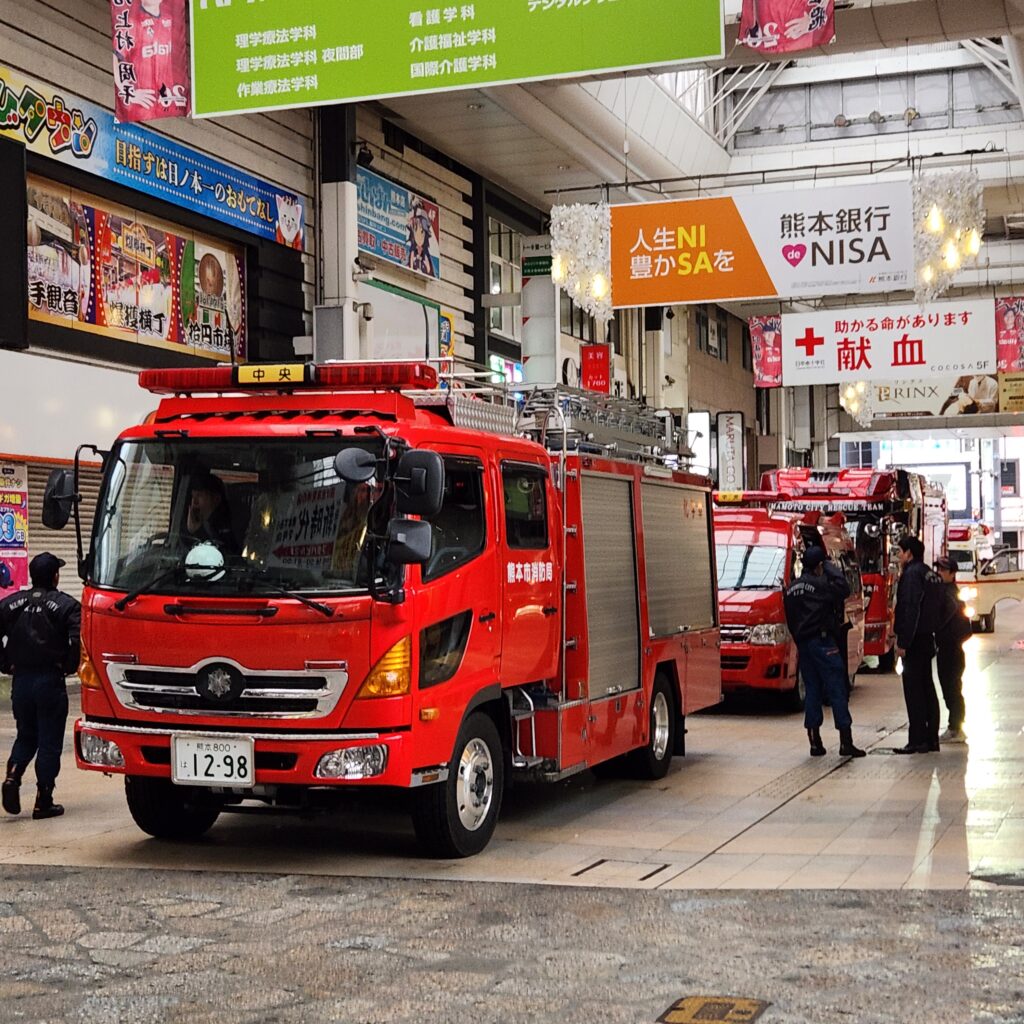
[
  {"xmin": 114, "ymin": 565, "xmax": 182, "ymax": 611},
  {"xmin": 235, "ymin": 570, "xmax": 335, "ymax": 618}
]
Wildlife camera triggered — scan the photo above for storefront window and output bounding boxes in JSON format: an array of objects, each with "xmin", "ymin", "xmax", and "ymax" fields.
[{"xmin": 488, "ymin": 217, "xmax": 522, "ymax": 342}]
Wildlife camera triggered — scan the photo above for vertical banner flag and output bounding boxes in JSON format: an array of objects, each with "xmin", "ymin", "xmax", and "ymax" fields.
[
  {"xmin": 0, "ymin": 462, "xmax": 29, "ymax": 592},
  {"xmin": 749, "ymin": 315, "xmax": 783, "ymax": 388},
  {"xmin": 581, "ymin": 343, "xmax": 612, "ymax": 394},
  {"xmin": 996, "ymin": 296, "xmax": 1024, "ymax": 373},
  {"xmin": 111, "ymin": 0, "xmax": 191, "ymax": 122},
  {"xmin": 716, "ymin": 412, "xmax": 746, "ymax": 491},
  {"xmin": 739, "ymin": 0, "xmax": 836, "ymax": 55}
]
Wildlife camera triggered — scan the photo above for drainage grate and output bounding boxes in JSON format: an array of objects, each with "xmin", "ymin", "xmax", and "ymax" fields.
[{"xmin": 658, "ymin": 996, "xmax": 770, "ymax": 1023}]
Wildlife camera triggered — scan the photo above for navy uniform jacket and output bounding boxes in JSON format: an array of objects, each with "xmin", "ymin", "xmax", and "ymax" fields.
[
  {"xmin": 894, "ymin": 559, "xmax": 944, "ymax": 650},
  {"xmin": 784, "ymin": 562, "xmax": 851, "ymax": 644},
  {"xmin": 0, "ymin": 586, "xmax": 81, "ymax": 675}
]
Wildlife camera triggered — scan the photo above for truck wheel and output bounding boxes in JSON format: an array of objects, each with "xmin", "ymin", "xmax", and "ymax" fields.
[
  {"xmin": 124, "ymin": 776, "xmax": 221, "ymax": 840},
  {"xmin": 877, "ymin": 648, "xmax": 896, "ymax": 673},
  {"xmin": 982, "ymin": 608, "xmax": 996, "ymax": 633},
  {"xmin": 785, "ymin": 669, "xmax": 807, "ymax": 713},
  {"xmin": 627, "ymin": 674, "xmax": 676, "ymax": 779},
  {"xmin": 411, "ymin": 711, "xmax": 504, "ymax": 858}
]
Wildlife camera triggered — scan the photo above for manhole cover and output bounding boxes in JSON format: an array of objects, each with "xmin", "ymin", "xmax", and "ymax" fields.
[{"xmin": 658, "ymin": 996, "xmax": 770, "ymax": 1023}]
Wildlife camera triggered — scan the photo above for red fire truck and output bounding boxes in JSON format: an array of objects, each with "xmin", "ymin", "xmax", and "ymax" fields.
[
  {"xmin": 713, "ymin": 500, "xmax": 865, "ymax": 708},
  {"xmin": 758, "ymin": 469, "xmax": 947, "ymax": 670},
  {"xmin": 43, "ymin": 362, "xmax": 721, "ymax": 857}
]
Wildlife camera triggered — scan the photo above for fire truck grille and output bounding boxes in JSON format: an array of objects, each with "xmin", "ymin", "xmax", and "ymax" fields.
[
  {"xmin": 721, "ymin": 655, "xmax": 751, "ymax": 671},
  {"xmin": 130, "ymin": 691, "xmax": 320, "ymax": 715},
  {"xmin": 140, "ymin": 747, "xmax": 299, "ymax": 771},
  {"xmin": 105, "ymin": 662, "xmax": 348, "ymax": 719},
  {"xmin": 719, "ymin": 625, "xmax": 751, "ymax": 644}
]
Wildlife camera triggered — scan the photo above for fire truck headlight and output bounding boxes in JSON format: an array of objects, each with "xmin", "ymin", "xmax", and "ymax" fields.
[
  {"xmin": 316, "ymin": 745, "xmax": 388, "ymax": 780},
  {"xmin": 79, "ymin": 732, "xmax": 125, "ymax": 768},
  {"xmin": 357, "ymin": 637, "xmax": 411, "ymax": 699},
  {"xmin": 959, "ymin": 586, "xmax": 978, "ymax": 602},
  {"xmin": 749, "ymin": 623, "xmax": 791, "ymax": 645}
]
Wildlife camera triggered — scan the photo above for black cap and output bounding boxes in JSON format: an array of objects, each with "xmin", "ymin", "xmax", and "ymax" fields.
[
  {"xmin": 803, "ymin": 546, "xmax": 827, "ymax": 570},
  {"xmin": 934, "ymin": 556, "xmax": 956, "ymax": 572},
  {"xmin": 29, "ymin": 552, "xmax": 65, "ymax": 586}
]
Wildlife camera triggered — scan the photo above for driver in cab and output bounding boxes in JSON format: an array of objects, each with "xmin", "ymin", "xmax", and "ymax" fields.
[{"xmin": 182, "ymin": 472, "xmax": 238, "ymax": 554}]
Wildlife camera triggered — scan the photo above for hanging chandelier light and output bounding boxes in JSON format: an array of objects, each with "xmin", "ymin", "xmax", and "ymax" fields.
[
  {"xmin": 550, "ymin": 202, "xmax": 613, "ymax": 323},
  {"xmin": 839, "ymin": 381, "xmax": 873, "ymax": 428},
  {"xmin": 912, "ymin": 170, "xmax": 984, "ymax": 305}
]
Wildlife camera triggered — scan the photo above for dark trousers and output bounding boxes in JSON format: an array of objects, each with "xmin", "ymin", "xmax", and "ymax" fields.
[
  {"xmin": 902, "ymin": 636, "xmax": 940, "ymax": 749},
  {"xmin": 9, "ymin": 667, "xmax": 68, "ymax": 788},
  {"xmin": 935, "ymin": 641, "xmax": 966, "ymax": 731},
  {"xmin": 798, "ymin": 636, "xmax": 853, "ymax": 731}
]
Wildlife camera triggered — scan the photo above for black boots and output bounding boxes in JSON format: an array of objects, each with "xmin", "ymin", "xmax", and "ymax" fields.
[
  {"xmin": 808, "ymin": 728, "xmax": 826, "ymax": 756},
  {"xmin": 2, "ymin": 760, "xmax": 25, "ymax": 815},
  {"xmin": 31, "ymin": 785, "xmax": 64, "ymax": 820},
  {"xmin": 839, "ymin": 728, "xmax": 866, "ymax": 758}
]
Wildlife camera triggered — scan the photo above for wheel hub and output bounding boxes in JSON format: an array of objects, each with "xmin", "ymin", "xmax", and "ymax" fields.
[
  {"xmin": 651, "ymin": 691, "xmax": 670, "ymax": 760},
  {"xmin": 456, "ymin": 738, "xmax": 494, "ymax": 832}
]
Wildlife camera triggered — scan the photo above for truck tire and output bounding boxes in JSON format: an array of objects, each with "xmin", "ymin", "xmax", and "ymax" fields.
[
  {"xmin": 125, "ymin": 776, "xmax": 221, "ymax": 840},
  {"xmin": 981, "ymin": 608, "xmax": 996, "ymax": 633},
  {"xmin": 627, "ymin": 674, "xmax": 677, "ymax": 779},
  {"xmin": 785, "ymin": 669, "xmax": 807, "ymax": 713},
  {"xmin": 411, "ymin": 711, "xmax": 504, "ymax": 858}
]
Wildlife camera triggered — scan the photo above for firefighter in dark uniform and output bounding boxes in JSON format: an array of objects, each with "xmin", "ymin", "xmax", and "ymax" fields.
[
  {"xmin": 784, "ymin": 546, "xmax": 866, "ymax": 759},
  {"xmin": 1, "ymin": 553, "xmax": 81, "ymax": 819},
  {"xmin": 893, "ymin": 535, "xmax": 943, "ymax": 754}
]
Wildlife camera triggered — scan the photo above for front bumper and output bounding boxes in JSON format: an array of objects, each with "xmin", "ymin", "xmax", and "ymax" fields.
[
  {"xmin": 863, "ymin": 622, "xmax": 891, "ymax": 656},
  {"xmin": 74, "ymin": 718, "xmax": 428, "ymax": 789},
  {"xmin": 720, "ymin": 642, "xmax": 793, "ymax": 692}
]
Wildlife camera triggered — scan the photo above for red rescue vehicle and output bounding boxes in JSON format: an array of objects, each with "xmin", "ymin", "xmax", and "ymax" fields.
[
  {"xmin": 713, "ymin": 499, "xmax": 865, "ymax": 708},
  {"xmin": 758, "ymin": 469, "xmax": 946, "ymax": 670},
  {"xmin": 44, "ymin": 362, "xmax": 722, "ymax": 857}
]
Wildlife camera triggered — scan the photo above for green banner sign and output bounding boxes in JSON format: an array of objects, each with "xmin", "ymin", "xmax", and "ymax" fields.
[{"xmin": 189, "ymin": 0, "xmax": 723, "ymax": 118}]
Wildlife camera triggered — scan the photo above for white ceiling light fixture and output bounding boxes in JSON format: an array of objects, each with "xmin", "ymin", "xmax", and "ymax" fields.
[
  {"xmin": 550, "ymin": 202, "xmax": 613, "ymax": 323},
  {"xmin": 912, "ymin": 170, "xmax": 985, "ymax": 305}
]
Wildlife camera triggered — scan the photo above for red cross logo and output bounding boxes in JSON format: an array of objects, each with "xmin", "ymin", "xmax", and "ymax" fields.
[{"xmin": 796, "ymin": 327, "xmax": 825, "ymax": 357}]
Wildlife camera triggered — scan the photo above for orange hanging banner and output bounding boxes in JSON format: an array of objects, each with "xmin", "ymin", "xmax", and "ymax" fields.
[{"xmin": 610, "ymin": 198, "xmax": 777, "ymax": 309}]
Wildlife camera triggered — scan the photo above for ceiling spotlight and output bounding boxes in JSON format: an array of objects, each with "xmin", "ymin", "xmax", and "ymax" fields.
[
  {"xmin": 868, "ymin": 110, "xmax": 884, "ymax": 125},
  {"xmin": 833, "ymin": 113, "xmax": 849, "ymax": 128},
  {"xmin": 904, "ymin": 106, "xmax": 919, "ymax": 126},
  {"xmin": 356, "ymin": 142, "xmax": 374, "ymax": 168}
]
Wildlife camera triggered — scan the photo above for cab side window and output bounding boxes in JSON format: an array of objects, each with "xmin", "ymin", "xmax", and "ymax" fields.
[
  {"xmin": 423, "ymin": 458, "xmax": 486, "ymax": 582},
  {"xmin": 502, "ymin": 464, "xmax": 549, "ymax": 549}
]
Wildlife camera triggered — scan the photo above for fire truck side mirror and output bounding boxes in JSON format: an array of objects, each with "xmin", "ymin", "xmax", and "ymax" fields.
[
  {"xmin": 42, "ymin": 468, "xmax": 76, "ymax": 530},
  {"xmin": 385, "ymin": 518, "xmax": 433, "ymax": 565},
  {"xmin": 395, "ymin": 450, "xmax": 444, "ymax": 519},
  {"xmin": 334, "ymin": 447, "xmax": 378, "ymax": 484}
]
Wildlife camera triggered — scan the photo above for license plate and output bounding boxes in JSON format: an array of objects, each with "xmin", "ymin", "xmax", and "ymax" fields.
[{"xmin": 172, "ymin": 735, "xmax": 254, "ymax": 787}]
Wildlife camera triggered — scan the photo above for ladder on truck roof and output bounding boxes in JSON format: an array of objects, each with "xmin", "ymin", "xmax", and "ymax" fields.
[{"xmin": 408, "ymin": 357, "xmax": 692, "ymax": 468}]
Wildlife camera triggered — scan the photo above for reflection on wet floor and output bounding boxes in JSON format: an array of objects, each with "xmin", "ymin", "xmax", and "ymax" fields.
[{"xmin": 1, "ymin": 606, "xmax": 1023, "ymax": 892}]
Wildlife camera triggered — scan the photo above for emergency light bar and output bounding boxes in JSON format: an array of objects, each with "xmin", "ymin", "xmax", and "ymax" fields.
[{"xmin": 139, "ymin": 362, "xmax": 439, "ymax": 395}]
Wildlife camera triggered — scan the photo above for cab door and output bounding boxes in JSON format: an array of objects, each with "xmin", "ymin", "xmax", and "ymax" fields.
[{"xmin": 497, "ymin": 458, "xmax": 561, "ymax": 685}]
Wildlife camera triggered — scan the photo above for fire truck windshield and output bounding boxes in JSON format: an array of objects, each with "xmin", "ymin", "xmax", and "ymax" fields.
[
  {"xmin": 91, "ymin": 438, "xmax": 384, "ymax": 596},
  {"xmin": 716, "ymin": 544, "xmax": 788, "ymax": 590}
]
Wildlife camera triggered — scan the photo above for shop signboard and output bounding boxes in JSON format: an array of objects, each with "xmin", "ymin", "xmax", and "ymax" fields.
[
  {"xmin": 999, "ymin": 371, "xmax": 1024, "ymax": 413},
  {"xmin": 995, "ymin": 296, "xmax": 1024, "ymax": 372},
  {"xmin": 781, "ymin": 299, "xmax": 996, "ymax": 387},
  {"xmin": 28, "ymin": 176, "xmax": 246, "ymax": 361},
  {"xmin": 0, "ymin": 63, "xmax": 305, "ymax": 250},
  {"xmin": 110, "ymin": 0, "xmax": 192, "ymax": 122},
  {"xmin": 580, "ymin": 343, "xmax": 611, "ymax": 394},
  {"xmin": 0, "ymin": 462, "xmax": 29, "ymax": 592},
  {"xmin": 716, "ymin": 411, "xmax": 746, "ymax": 490},
  {"xmin": 188, "ymin": 0, "xmax": 723, "ymax": 117},
  {"xmin": 739, "ymin": 0, "xmax": 836, "ymax": 55},
  {"xmin": 868, "ymin": 376, "xmax": 1000, "ymax": 418},
  {"xmin": 610, "ymin": 181, "xmax": 913, "ymax": 308},
  {"xmin": 749, "ymin": 314, "xmax": 783, "ymax": 388},
  {"xmin": 357, "ymin": 167, "xmax": 440, "ymax": 279}
]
